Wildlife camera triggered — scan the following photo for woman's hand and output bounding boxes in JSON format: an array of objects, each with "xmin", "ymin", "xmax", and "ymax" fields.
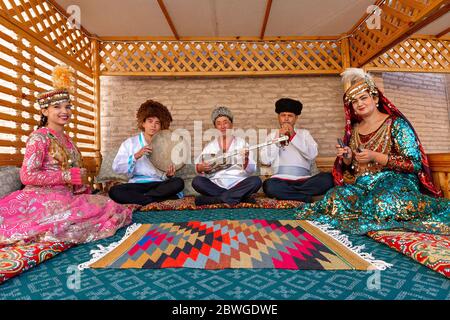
[
  {"xmin": 336, "ymin": 144, "xmax": 352, "ymax": 165},
  {"xmin": 336, "ymin": 145, "xmax": 352, "ymax": 159},
  {"xmin": 166, "ymin": 164, "xmax": 176, "ymax": 177},
  {"xmin": 134, "ymin": 145, "xmax": 153, "ymax": 160},
  {"xmin": 69, "ymin": 167, "xmax": 89, "ymax": 185},
  {"xmin": 354, "ymin": 148, "xmax": 376, "ymax": 164}
]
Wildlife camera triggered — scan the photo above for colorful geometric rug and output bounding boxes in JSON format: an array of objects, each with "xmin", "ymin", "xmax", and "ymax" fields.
[
  {"xmin": 368, "ymin": 230, "xmax": 450, "ymax": 278},
  {"xmin": 140, "ymin": 195, "xmax": 302, "ymax": 211},
  {"xmin": 80, "ymin": 220, "xmax": 389, "ymax": 271},
  {"xmin": 0, "ymin": 242, "xmax": 74, "ymax": 285}
]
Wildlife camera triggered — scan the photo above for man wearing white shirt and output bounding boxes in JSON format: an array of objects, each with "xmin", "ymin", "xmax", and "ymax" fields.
[
  {"xmin": 109, "ymin": 100, "xmax": 184, "ymax": 205},
  {"xmin": 193, "ymin": 106, "xmax": 262, "ymax": 206},
  {"xmin": 260, "ymin": 98, "xmax": 333, "ymax": 202}
]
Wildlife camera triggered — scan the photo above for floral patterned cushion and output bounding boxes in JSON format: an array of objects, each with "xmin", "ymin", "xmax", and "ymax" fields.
[
  {"xmin": 0, "ymin": 166, "xmax": 22, "ymax": 199},
  {"xmin": 94, "ymin": 151, "xmax": 128, "ymax": 184},
  {"xmin": 0, "ymin": 241, "xmax": 74, "ymax": 284}
]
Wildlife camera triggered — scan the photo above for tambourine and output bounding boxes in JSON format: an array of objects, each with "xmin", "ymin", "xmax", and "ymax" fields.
[{"xmin": 147, "ymin": 130, "xmax": 190, "ymax": 171}]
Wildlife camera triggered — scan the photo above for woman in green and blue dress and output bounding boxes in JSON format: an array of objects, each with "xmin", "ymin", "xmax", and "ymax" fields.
[{"xmin": 295, "ymin": 68, "xmax": 449, "ymax": 235}]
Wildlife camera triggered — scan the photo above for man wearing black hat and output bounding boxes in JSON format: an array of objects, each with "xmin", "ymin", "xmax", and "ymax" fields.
[{"xmin": 259, "ymin": 98, "xmax": 334, "ymax": 202}]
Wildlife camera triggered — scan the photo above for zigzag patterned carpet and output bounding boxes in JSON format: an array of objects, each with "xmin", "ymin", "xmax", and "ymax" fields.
[{"xmin": 83, "ymin": 220, "xmax": 375, "ymax": 270}]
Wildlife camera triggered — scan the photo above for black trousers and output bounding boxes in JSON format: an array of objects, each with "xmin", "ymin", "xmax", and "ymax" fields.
[
  {"xmin": 263, "ymin": 172, "xmax": 334, "ymax": 203},
  {"xmin": 108, "ymin": 177, "xmax": 184, "ymax": 206},
  {"xmin": 192, "ymin": 176, "xmax": 262, "ymax": 205}
]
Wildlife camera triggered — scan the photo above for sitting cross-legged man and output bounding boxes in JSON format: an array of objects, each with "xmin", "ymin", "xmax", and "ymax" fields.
[
  {"xmin": 260, "ymin": 98, "xmax": 334, "ymax": 203},
  {"xmin": 192, "ymin": 106, "xmax": 262, "ymax": 206},
  {"xmin": 108, "ymin": 99, "xmax": 184, "ymax": 206}
]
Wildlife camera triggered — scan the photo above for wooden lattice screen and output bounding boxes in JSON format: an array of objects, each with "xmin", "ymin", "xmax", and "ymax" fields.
[
  {"xmin": 365, "ymin": 36, "xmax": 450, "ymax": 72},
  {"xmin": 0, "ymin": 0, "xmax": 92, "ymax": 71},
  {"xmin": 99, "ymin": 40, "xmax": 344, "ymax": 76},
  {"xmin": 0, "ymin": 0, "xmax": 99, "ymax": 176},
  {"xmin": 350, "ymin": 0, "xmax": 447, "ymax": 67}
]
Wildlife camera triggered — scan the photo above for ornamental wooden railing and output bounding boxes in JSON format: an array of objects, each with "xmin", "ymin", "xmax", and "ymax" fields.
[
  {"xmin": 98, "ymin": 39, "xmax": 344, "ymax": 76},
  {"xmin": 0, "ymin": 0, "xmax": 99, "ymax": 180},
  {"xmin": 365, "ymin": 36, "xmax": 450, "ymax": 72}
]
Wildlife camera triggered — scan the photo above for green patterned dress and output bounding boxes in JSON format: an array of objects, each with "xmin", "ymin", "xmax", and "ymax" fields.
[{"xmin": 295, "ymin": 116, "xmax": 450, "ymax": 235}]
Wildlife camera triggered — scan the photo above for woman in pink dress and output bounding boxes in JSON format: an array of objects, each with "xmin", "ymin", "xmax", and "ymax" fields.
[{"xmin": 0, "ymin": 65, "xmax": 134, "ymax": 245}]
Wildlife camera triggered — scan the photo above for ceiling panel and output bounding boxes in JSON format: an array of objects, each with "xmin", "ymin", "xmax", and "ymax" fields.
[
  {"xmin": 416, "ymin": 13, "xmax": 449, "ymax": 36},
  {"xmin": 56, "ymin": 0, "xmax": 173, "ymax": 37},
  {"xmin": 214, "ymin": 0, "xmax": 266, "ymax": 37},
  {"xmin": 265, "ymin": 0, "xmax": 375, "ymax": 36},
  {"xmin": 164, "ymin": 0, "xmax": 216, "ymax": 37}
]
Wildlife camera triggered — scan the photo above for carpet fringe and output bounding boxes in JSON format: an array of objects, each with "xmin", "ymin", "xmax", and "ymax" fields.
[
  {"xmin": 307, "ymin": 220, "xmax": 393, "ymax": 271},
  {"xmin": 78, "ymin": 223, "xmax": 142, "ymax": 271}
]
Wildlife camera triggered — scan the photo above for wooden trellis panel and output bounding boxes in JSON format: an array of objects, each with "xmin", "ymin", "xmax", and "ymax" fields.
[
  {"xmin": 350, "ymin": 0, "xmax": 447, "ymax": 67},
  {"xmin": 0, "ymin": 15, "xmax": 97, "ymax": 170},
  {"xmin": 99, "ymin": 40, "xmax": 343, "ymax": 76},
  {"xmin": 0, "ymin": 0, "xmax": 92, "ymax": 72},
  {"xmin": 365, "ymin": 36, "xmax": 450, "ymax": 72}
]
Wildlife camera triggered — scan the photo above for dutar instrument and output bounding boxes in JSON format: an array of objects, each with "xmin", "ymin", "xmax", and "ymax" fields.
[{"xmin": 202, "ymin": 135, "xmax": 289, "ymax": 175}]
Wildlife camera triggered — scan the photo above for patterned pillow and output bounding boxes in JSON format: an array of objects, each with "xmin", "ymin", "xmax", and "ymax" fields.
[
  {"xmin": 258, "ymin": 160, "xmax": 321, "ymax": 177},
  {"xmin": 94, "ymin": 151, "xmax": 129, "ymax": 184},
  {"xmin": 0, "ymin": 166, "xmax": 22, "ymax": 199}
]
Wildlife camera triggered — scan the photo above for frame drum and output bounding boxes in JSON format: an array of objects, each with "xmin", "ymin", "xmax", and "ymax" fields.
[{"xmin": 147, "ymin": 130, "xmax": 190, "ymax": 171}]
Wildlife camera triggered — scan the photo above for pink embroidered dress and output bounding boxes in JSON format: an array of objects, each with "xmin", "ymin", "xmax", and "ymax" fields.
[{"xmin": 0, "ymin": 127, "xmax": 133, "ymax": 245}]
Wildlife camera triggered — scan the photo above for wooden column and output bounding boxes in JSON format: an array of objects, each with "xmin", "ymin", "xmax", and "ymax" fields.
[
  {"xmin": 428, "ymin": 153, "xmax": 450, "ymax": 199},
  {"xmin": 340, "ymin": 37, "xmax": 351, "ymax": 70},
  {"xmin": 91, "ymin": 39, "xmax": 102, "ymax": 175},
  {"xmin": 340, "ymin": 37, "xmax": 352, "ymax": 90}
]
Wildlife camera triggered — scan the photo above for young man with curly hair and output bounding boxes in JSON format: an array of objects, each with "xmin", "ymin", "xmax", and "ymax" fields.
[{"xmin": 109, "ymin": 100, "xmax": 184, "ymax": 205}]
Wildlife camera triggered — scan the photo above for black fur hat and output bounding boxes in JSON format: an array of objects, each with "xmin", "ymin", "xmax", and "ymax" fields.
[{"xmin": 275, "ymin": 98, "xmax": 302, "ymax": 115}]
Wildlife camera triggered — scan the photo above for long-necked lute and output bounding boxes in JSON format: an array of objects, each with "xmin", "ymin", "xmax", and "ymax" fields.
[{"xmin": 202, "ymin": 135, "xmax": 289, "ymax": 175}]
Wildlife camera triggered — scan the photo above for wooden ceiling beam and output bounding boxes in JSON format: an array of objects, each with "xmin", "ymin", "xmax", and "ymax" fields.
[
  {"xmin": 98, "ymin": 35, "xmax": 340, "ymax": 42},
  {"xmin": 157, "ymin": 0, "xmax": 180, "ymax": 40},
  {"xmin": 436, "ymin": 26, "xmax": 450, "ymax": 38},
  {"xmin": 260, "ymin": 0, "xmax": 273, "ymax": 40},
  {"xmin": 350, "ymin": 0, "xmax": 450, "ymax": 67}
]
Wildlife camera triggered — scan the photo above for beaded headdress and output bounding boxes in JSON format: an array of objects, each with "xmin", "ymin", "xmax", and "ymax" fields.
[
  {"xmin": 37, "ymin": 65, "xmax": 75, "ymax": 109},
  {"xmin": 342, "ymin": 68, "xmax": 378, "ymax": 104}
]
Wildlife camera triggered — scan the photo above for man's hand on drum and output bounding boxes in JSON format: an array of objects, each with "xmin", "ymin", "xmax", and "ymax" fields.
[
  {"xmin": 197, "ymin": 162, "xmax": 212, "ymax": 173},
  {"xmin": 166, "ymin": 163, "xmax": 176, "ymax": 178},
  {"xmin": 134, "ymin": 145, "xmax": 153, "ymax": 160}
]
